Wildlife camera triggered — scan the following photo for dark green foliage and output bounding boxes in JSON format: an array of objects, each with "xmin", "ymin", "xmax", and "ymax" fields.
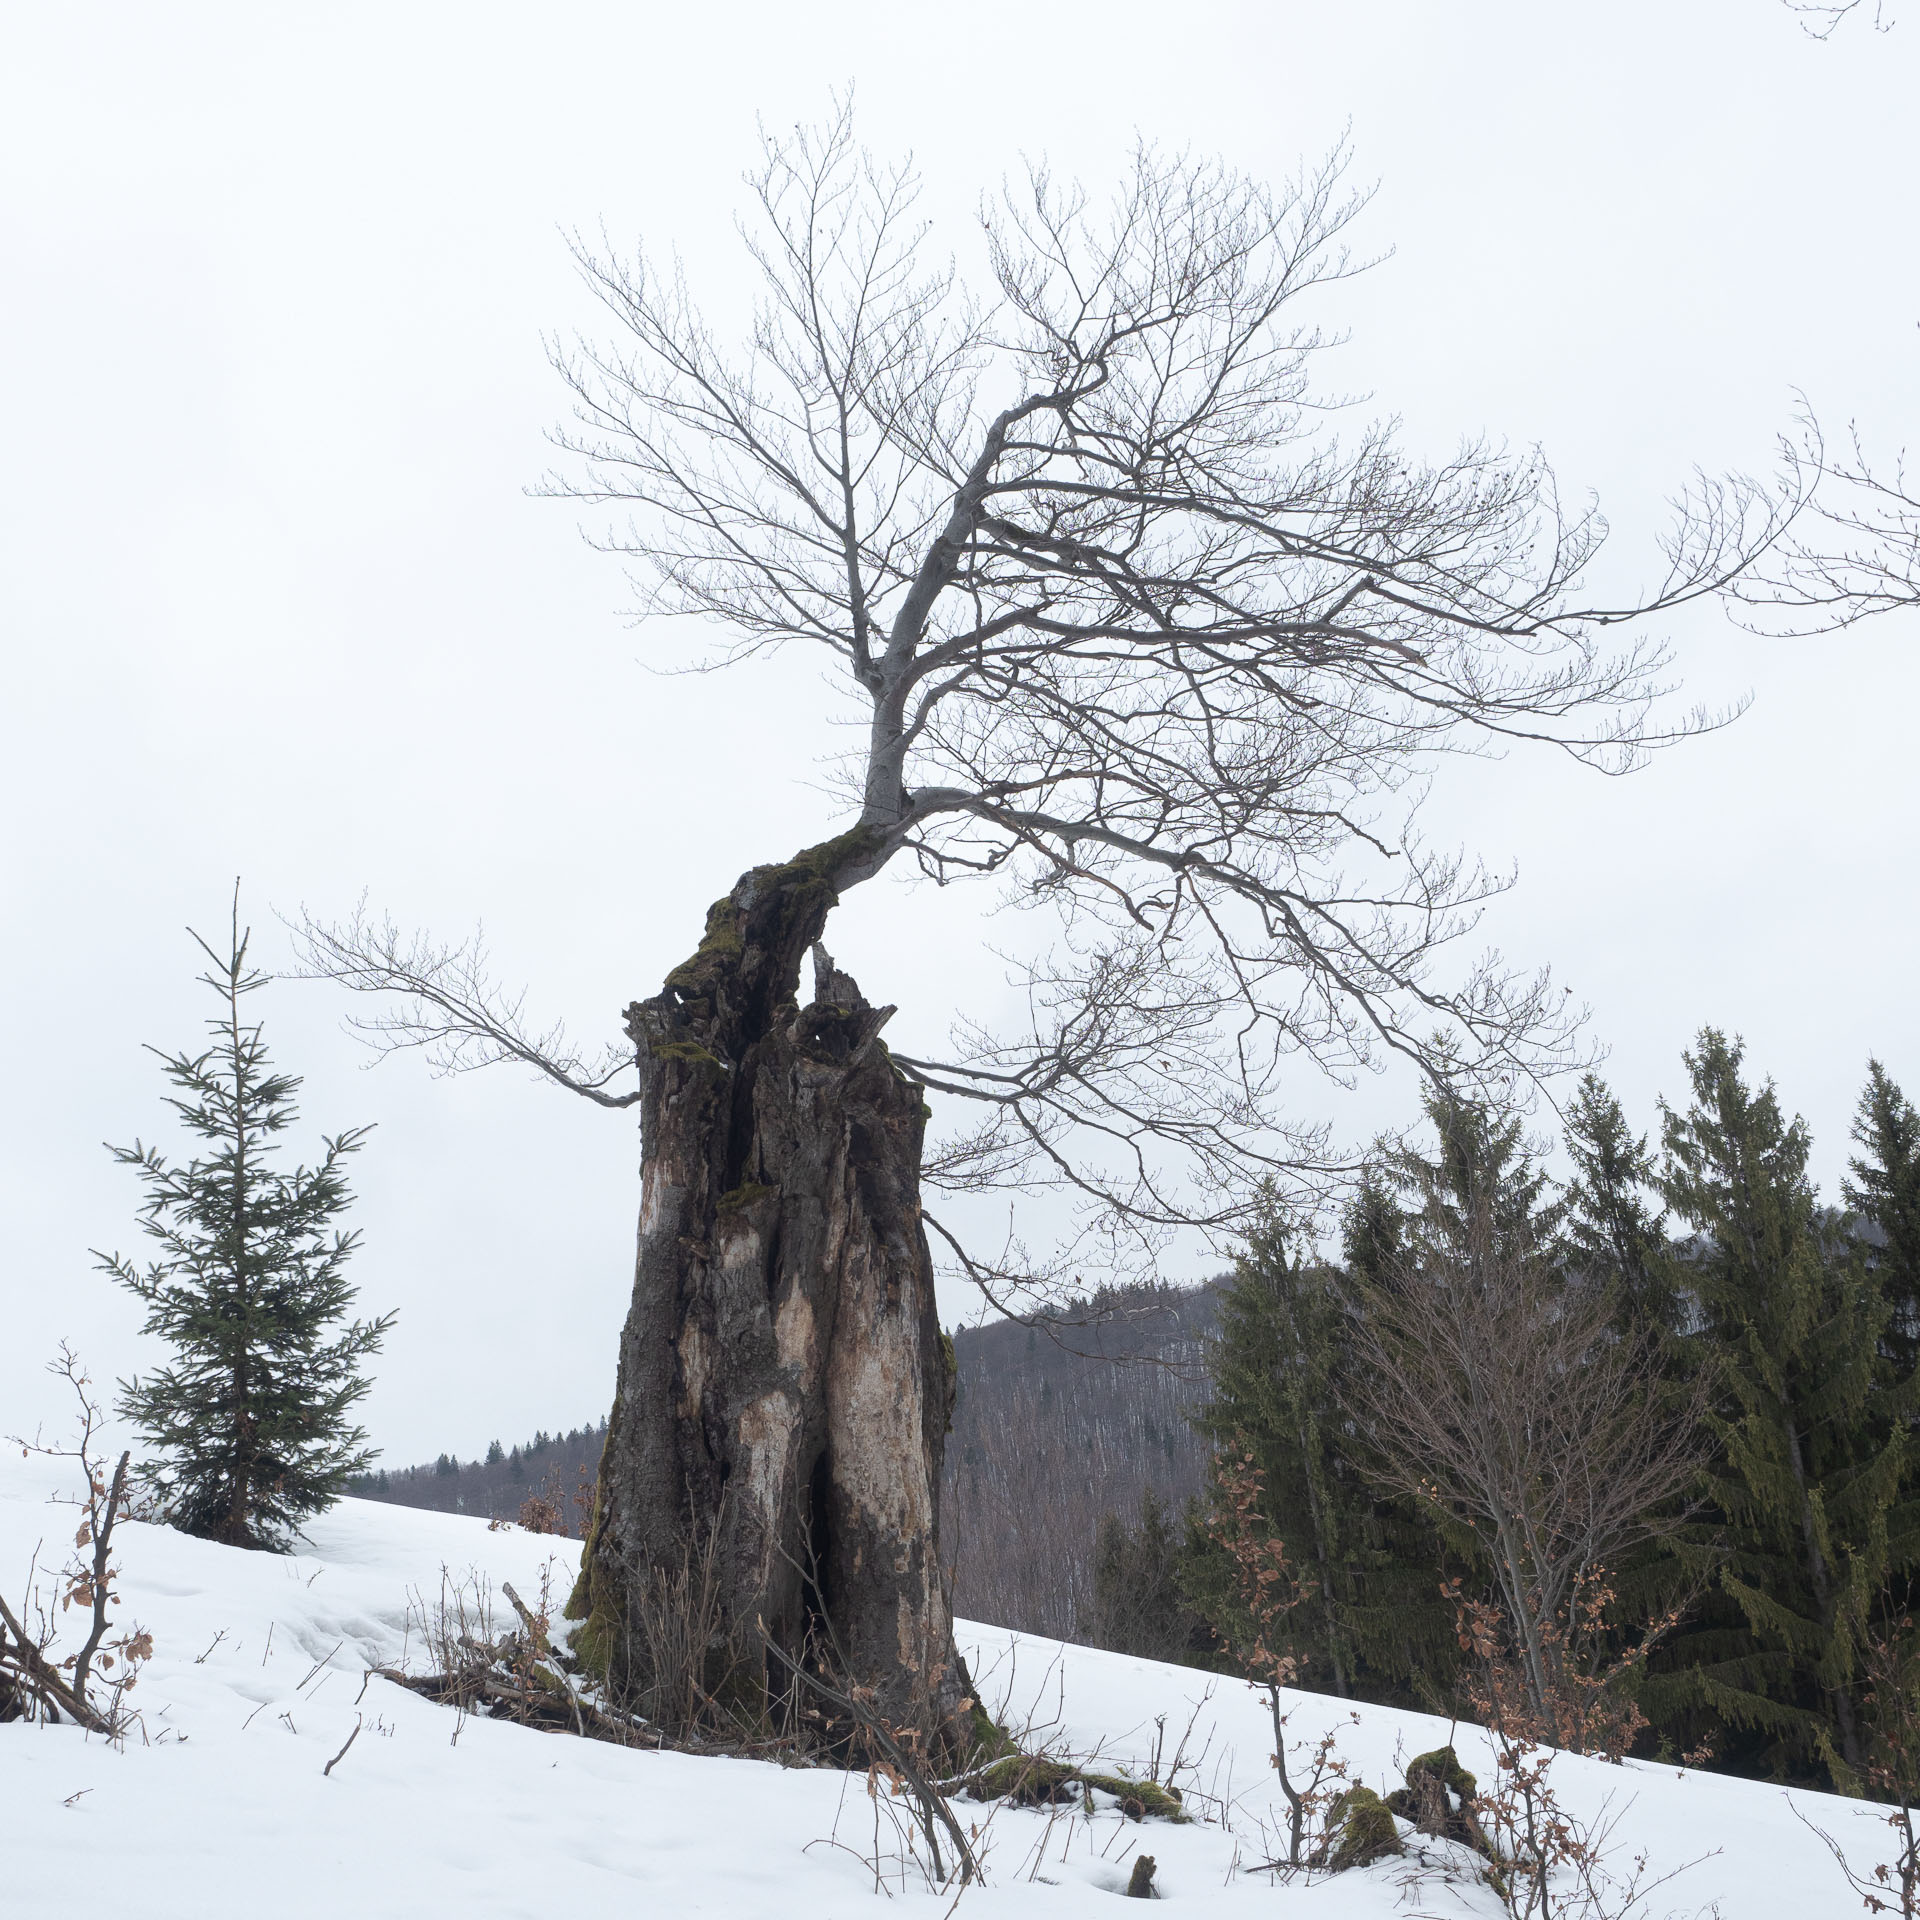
[
  {"xmin": 1657, "ymin": 1029, "xmax": 1910, "ymax": 1784},
  {"xmin": 1565, "ymin": 1072, "xmax": 1682, "ymax": 1337},
  {"xmin": 98, "ymin": 903, "xmax": 393, "ymax": 1552},
  {"xmin": 1848, "ymin": 1061, "xmax": 1920, "ymax": 1385},
  {"xmin": 1340, "ymin": 1165, "xmax": 1404, "ymax": 1291},
  {"xmin": 1090, "ymin": 1488, "xmax": 1202, "ymax": 1662},
  {"xmin": 1185, "ymin": 1191, "xmax": 1455, "ymax": 1705},
  {"xmin": 1393, "ymin": 1080, "xmax": 1565, "ymax": 1270}
]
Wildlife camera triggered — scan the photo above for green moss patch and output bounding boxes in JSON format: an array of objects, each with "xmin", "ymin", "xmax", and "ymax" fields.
[
  {"xmin": 1319, "ymin": 1786, "xmax": 1403, "ymax": 1871},
  {"xmin": 960, "ymin": 1752, "xmax": 1186, "ymax": 1822}
]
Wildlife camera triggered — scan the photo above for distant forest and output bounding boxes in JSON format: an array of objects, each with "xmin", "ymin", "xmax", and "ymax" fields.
[{"xmin": 346, "ymin": 1279, "xmax": 1220, "ymax": 1635}]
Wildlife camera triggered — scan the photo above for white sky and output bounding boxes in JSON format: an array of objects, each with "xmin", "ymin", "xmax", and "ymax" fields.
[{"xmin": 3, "ymin": 1, "xmax": 1915, "ymax": 1466}]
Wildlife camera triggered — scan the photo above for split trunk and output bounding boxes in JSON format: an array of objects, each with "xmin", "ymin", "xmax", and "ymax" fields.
[{"xmin": 567, "ymin": 833, "xmax": 971, "ymax": 1753}]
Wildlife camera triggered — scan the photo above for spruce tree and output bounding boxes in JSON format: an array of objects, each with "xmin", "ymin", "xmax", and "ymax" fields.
[
  {"xmin": 1846, "ymin": 1060, "xmax": 1920, "ymax": 1384},
  {"xmin": 1185, "ymin": 1190, "xmax": 1456, "ymax": 1705},
  {"xmin": 1564, "ymin": 1073, "xmax": 1682, "ymax": 1337},
  {"xmin": 1395, "ymin": 1080, "xmax": 1565, "ymax": 1269},
  {"xmin": 98, "ymin": 899, "xmax": 394, "ymax": 1551},
  {"xmin": 1090, "ymin": 1488, "xmax": 1200, "ymax": 1663},
  {"xmin": 1659, "ymin": 1029, "xmax": 1908, "ymax": 1783}
]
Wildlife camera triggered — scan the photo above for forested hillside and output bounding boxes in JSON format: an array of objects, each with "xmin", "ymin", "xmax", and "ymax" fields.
[
  {"xmin": 348, "ymin": 1422, "xmax": 608, "ymax": 1534},
  {"xmin": 942, "ymin": 1283, "xmax": 1221, "ymax": 1640},
  {"xmin": 349, "ymin": 1283, "xmax": 1223, "ymax": 1636}
]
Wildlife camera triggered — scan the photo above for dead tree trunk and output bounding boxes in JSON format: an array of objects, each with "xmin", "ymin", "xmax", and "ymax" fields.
[{"xmin": 566, "ymin": 831, "xmax": 969, "ymax": 1753}]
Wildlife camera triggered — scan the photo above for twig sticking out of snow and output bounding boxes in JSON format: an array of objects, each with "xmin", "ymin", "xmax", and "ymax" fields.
[{"xmin": 323, "ymin": 1715, "xmax": 362, "ymax": 1777}]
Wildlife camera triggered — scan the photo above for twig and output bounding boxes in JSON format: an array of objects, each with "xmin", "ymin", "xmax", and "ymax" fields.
[
  {"xmin": 323, "ymin": 1715, "xmax": 363, "ymax": 1777},
  {"xmin": 763, "ymin": 1634, "xmax": 981, "ymax": 1887},
  {"xmin": 295, "ymin": 1640, "xmax": 345, "ymax": 1693}
]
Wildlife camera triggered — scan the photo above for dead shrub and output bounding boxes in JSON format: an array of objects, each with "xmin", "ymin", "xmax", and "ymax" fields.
[{"xmin": 517, "ymin": 1493, "xmax": 567, "ymax": 1536}]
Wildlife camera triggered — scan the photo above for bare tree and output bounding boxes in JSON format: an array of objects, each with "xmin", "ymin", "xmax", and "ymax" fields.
[
  {"xmin": 297, "ymin": 104, "xmax": 1778, "ymax": 1749},
  {"xmin": 1345, "ymin": 1206, "xmax": 1706, "ymax": 1742}
]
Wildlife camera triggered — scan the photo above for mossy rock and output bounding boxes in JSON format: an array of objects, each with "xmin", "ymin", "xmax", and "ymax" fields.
[
  {"xmin": 1406, "ymin": 1745, "xmax": 1477, "ymax": 1801},
  {"xmin": 1320, "ymin": 1786, "xmax": 1404, "ymax": 1872},
  {"xmin": 1081, "ymin": 1771, "xmax": 1186, "ymax": 1822},
  {"xmin": 967, "ymin": 1754, "xmax": 1081, "ymax": 1806},
  {"xmin": 1383, "ymin": 1745, "xmax": 1490, "ymax": 1853}
]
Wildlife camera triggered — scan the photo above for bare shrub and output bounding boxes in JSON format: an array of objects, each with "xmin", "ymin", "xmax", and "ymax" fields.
[
  {"xmin": 1202, "ymin": 1448, "xmax": 1351, "ymax": 1873},
  {"xmin": 379, "ymin": 1564, "xmax": 634, "ymax": 1744},
  {"xmin": 624, "ymin": 1521, "xmax": 751, "ymax": 1742},
  {"xmin": 1345, "ymin": 1207, "xmax": 1705, "ymax": 1746},
  {"xmin": 1, "ymin": 1346, "xmax": 151, "ymax": 1739},
  {"xmin": 1447, "ymin": 1586, "xmax": 1720, "ymax": 1919},
  {"xmin": 516, "ymin": 1493, "xmax": 566, "ymax": 1536}
]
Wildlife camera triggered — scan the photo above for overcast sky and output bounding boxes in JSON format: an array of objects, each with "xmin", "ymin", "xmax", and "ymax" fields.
[{"xmin": 3, "ymin": 1, "xmax": 1915, "ymax": 1467}]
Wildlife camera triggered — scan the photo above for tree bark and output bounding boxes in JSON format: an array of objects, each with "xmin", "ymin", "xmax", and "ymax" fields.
[{"xmin": 566, "ymin": 830, "xmax": 970, "ymax": 1753}]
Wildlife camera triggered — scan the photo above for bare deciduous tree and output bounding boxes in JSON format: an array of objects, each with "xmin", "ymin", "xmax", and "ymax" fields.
[
  {"xmin": 1345, "ymin": 1209, "xmax": 1705, "ymax": 1741},
  {"xmin": 297, "ymin": 104, "xmax": 1778, "ymax": 1748}
]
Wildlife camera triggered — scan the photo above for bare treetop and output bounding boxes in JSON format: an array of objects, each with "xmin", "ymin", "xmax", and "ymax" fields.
[{"xmin": 304, "ymin": 104, "xmax": 1792, "ymax": 1288}]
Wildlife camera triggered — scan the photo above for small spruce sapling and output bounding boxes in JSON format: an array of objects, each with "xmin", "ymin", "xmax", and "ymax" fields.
[{"xmin": 98, "ymin": 892, "xmax": 394, "ymax": 1550}]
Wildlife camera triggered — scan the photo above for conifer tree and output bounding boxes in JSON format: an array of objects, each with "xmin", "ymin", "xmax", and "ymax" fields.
[
  {"xmin": 1340, "ymin": 1164, "xmax": 1406, "ymax": 1292},
  {"xmin": 98, "ymin": 897, "xmax": 393, "ymax": 1551},
  {"xmin": 1090, "ymin": 1488, "xmax": 1199, "ymax": 1663},
  {"xmin": 1847, "ymin": 1060, "xmax": 1920, "ymax": 1384},
  {"xmin": 1564, "ymin": 1073, "xmax": 1682, "ymax": 1337},
  {"xmin": 1390, "ymin": 1079, "xmax": 1566, "ymax": 1273},
  {"xmin": 1186, "ymin": 1190, "xmax": 1457, "ymax": 1704},
  {"xmin": 1659, "ymin": 1029, "xmax": 1908, "ymax": 1783}
]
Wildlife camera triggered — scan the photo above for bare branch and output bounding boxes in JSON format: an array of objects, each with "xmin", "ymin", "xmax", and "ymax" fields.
[
  {"xmin": 288, "ymin": 902, "xmax": 641, "ymax": 1109},
  {"xmin": 1734, "ymin": 415, "xmax": 1920, "ymax": 630},
  {"xmin": 311, "ymin": 112, "xmax": 1796, "ymax": 1295},
  {"xmin": 1784, "ymin": 0, "xmax": 1896, "ymax": 37}
]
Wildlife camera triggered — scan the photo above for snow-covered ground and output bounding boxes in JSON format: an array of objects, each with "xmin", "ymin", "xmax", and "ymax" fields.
[{"xmin": 0, "ymin": 1450, "xmax": 1891, "ymax": 1916}]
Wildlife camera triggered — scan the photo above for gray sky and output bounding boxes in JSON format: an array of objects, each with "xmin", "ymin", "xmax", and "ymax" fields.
[{"xmin": 3, "ymin": 1, "xmax": 1915, "ymax": 1467}]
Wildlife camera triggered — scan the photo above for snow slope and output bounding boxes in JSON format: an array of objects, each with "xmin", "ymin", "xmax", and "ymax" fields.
[{"xmin": 0, "ymin": 1452, "xmax": 1890, "ymax": 1916}]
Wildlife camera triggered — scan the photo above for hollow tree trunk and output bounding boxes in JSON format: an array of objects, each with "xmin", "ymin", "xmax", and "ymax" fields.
[{"xmin": 566, "ymin": 831, "xmax": 970, "ymax": 1754}]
